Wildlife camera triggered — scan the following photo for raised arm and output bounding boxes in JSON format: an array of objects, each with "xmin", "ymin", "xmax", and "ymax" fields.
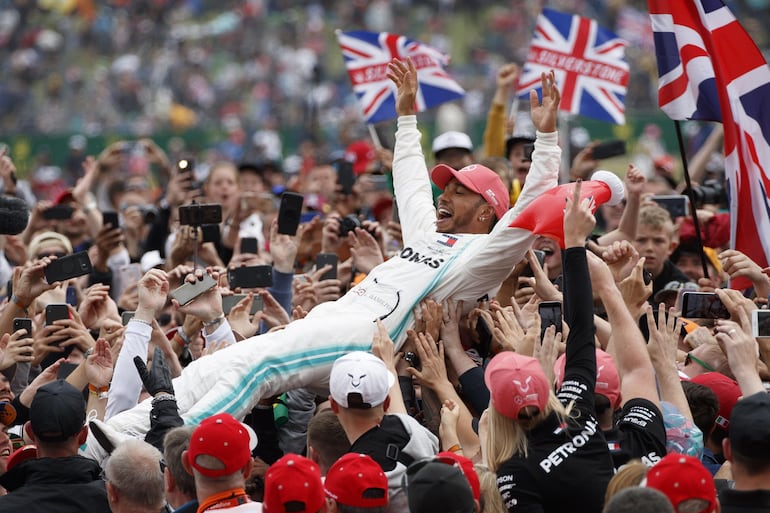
[
  {"xmin": 504, "ymin": 71, "xmax": 561, "ymax": 224},
  {"xmin": 559, "ymin": 181, "xmax": 599, "ymax": 405},
  {"xmin": 387, "ymin": 58, "xmax": 437, "ymax": 242}
]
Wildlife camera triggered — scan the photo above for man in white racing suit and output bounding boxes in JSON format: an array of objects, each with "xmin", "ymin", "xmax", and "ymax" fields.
[{"xmin": 89, "ymin": 61, "xmax": 562, "ymax": 446}]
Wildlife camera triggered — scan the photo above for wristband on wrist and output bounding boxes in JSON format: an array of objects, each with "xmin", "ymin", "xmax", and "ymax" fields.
[
  {"xmin": 152, "ymin": 392, "xmax": 176, "ymax": 405},
  {"xmin": 88, "ymin": 383, "xmax": 110, "ymax": 399},
  {"xmin": 130, "ymin": 317, "xmax": 153, "ymax": 327},
  {"xmin": 10, "ymin": 294, "xmax": 28, "ymax": 312},
  {"xmin": 446, "ymin": 443, "xmax": 463, "ymax": 453},
  {"xmin": 202, "ymin": 315, "xmax": 226, "ymax": 328},
  {"xmin": 172, "ymin": 330, "xmax": 189, "ymax": 350}
]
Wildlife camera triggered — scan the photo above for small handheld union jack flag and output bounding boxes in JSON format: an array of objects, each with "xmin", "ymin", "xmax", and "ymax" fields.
[
  {"xmin": 336, "ymin": 30, "xmax": 465, "ymax": 124},
  {"xmin": 516, "ymin": 8, "xmax": 630, "ymax": 125}
]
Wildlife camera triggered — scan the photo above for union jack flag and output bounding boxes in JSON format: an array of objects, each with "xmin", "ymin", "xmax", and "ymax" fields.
[
  {"xmin": 516, "ymin": 9, "xmax": 630, "ymax": 124},
  {"xmin": 648, "ymin": 0, "xmax": 770, "ymax": 289},
  {"xmin": 336, "ymin": 30, "xmax": 465, "ymax": 124}
]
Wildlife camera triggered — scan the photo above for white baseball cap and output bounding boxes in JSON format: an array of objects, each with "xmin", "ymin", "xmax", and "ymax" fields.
[
  {"xmin": 140, "ymin": 250, "xmax": 165, "ymax": 272},
  {"xmin": 432, "ymin": 131, "xmax": 473, "ymax": 155},
  {"xmin": 330, "ymin": 352, "xmax": 395, "ymax": 409}
]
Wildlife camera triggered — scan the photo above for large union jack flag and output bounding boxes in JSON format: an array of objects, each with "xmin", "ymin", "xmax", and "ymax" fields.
[
  {"xmin": 336, "ymin": 30, "xmax": 465, "ymax": 124},
  {"xmin": 648, "ymin": 0, "xmax": 770, "ymax": 289},
  {"xmin": 516, "ymin": 8, "xmax": 630, "ymax": 124}
]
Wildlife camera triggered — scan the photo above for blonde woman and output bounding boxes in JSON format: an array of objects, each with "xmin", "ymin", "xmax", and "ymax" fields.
[{"xmin": 482, "ymin": 181, "xmax": 615, "ymax": 513}]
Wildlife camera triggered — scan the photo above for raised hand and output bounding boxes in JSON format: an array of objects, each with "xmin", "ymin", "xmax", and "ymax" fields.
[
  {"xmin": 530, "ymin": 70, "xmax": 560, "ymax": 134},
  {"xmin": 133, "ymin": 347, "xmax": 174, "ymax": 397},
  {"xmin": 563, "ymin": 180, "xmax": 596, "ymax": 248},
  {"xmin": 387, "ymin": 58, "xmax": 418, "ymax": 117}
]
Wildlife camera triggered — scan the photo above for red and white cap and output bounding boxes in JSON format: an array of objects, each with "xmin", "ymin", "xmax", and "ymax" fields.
[
  {"xmin": 324, "ymin": 453, "xmax": 388, "ymax": 508},
  {"xmin": 431, "ymin": 163, "xmax": 510, "ymax": 219},
  {"xmin": 186, "ymin": 413, "xmax": 258, "ymax": 478}
]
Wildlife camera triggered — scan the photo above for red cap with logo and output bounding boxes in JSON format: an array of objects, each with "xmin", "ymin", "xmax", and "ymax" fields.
[
  {"xmin": 186, "ymin": 413, "xmax": 254, "ymax": 478},
  {"xmin": 689, "ymin": 372, "xmax": 741, "ymax": 431},
  {"xmin": 264, "ymin": 454, "xmax": 325, "ymax": 513},
  {"xmin": 645, "ymin": 454, "xmax": 717, "ymax": 513},
  {"xmin": 484, "ymin": 352, "xmax": 550, "ymax": 420},
  {"xmin": 324, "ymin": 453, "xmax": 388, "ymax": 508},
  {"xmin": 431, "ymin": 163, "xmax": 510, "ymax": 220}
]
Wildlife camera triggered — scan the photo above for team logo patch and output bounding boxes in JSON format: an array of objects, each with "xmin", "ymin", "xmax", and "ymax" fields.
[{"xmin": 437, "ymin": 234, "xmax": 458, "ymax": 247}]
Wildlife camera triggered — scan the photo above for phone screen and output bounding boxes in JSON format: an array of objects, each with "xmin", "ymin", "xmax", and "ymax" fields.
[
  {"xmin": 753, "ymin": 310, "xmax": 770, "ymax": 338},
  {"xmin": 169, "ymin": 274, "xmax": 218, "ymax": 306},
  {"xmin": 277, "ymin": 193, "xmax": 304, "ymax": 235},
  {"xmin": 681, "ymin": 292, "xmax": 730, "ymax": 319},
  {"xmin": 651, "ymin": 195, "xmax": 689, "ymax": 218},
  {"xmin": 316, "ymin": 253, "xmax": 338, "ymax": 281},
  {"xmin": 539, "ymin": 301, "xmax": 563, "ymax": 341},
  {"xmin": 228, "ymin": 266, "xmax": 273, "ymax": 289}
]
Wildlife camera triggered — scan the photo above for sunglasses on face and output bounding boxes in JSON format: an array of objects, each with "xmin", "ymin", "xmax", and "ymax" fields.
[{"xmin": 684, "ymin": 352, "xmax": 715, "ymax": 372}]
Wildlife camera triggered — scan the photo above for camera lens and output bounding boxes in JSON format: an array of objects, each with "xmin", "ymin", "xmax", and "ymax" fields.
[{"xmin": 338, "ymin": 215, "xmax": 362, "ymax": 237}]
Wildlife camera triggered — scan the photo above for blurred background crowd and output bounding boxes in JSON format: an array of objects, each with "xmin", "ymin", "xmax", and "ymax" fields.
[{"xmin": 1, "ymin": 0, "xmax": 769, "ymax": 198}]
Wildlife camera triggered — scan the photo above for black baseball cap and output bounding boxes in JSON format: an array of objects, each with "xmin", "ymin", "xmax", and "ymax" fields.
[
  {"xmin": 728, "ymin": 392, "xmax": 770, "ymax": 460},
  {"xmin": 30, "ymin": 380, "xmax": 86, "ymax": 442},
  {"xmin": 405, "ymin": 460, "xmax": 474, "ymax": 513}
]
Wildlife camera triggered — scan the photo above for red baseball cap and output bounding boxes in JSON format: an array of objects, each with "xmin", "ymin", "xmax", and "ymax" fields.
[
  {"xmin": 264, "ymin": 454, "xmax": 325, "ymax": 513},
  {"xmin": 431, "ymin": 163, "xmax": 510, "ymax": 220},
  {"xmin": 53, "ymin": 188, "xmax": 76, "ymax": 205},
  {"xmin": 554, "ymin": 349, "xmax": 621, "ymax": 410},
  {"xmin": 484, "ymin": 352, "xmax": 551, "ymax": 420},
  {"xmin": 324, "ymin": 453, "xmax": 388, "ymax": 508},
  {"xmin": 436, "ymin": 452, "xmax": 480, "ymax": 501},
  {"xmin": 345, "ymin": 141, "xmax": 377, "ymax": 175},
  {"xmin": 187, "ymin": 413, "xmax": 257, "ymax": 478},
  {"xmin": 645, "ymin": 454, "xmax": 717, "ymax": 513},
  {"xmin": 689, "ymin": 372, "xmax": 741, "ymax": 431}
]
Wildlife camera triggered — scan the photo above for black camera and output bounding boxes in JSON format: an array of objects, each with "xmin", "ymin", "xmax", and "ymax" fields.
[
  {"xmin": 178, "ymin": 203, "xmax": 222, "ymax": 226},
  {"xmin": 138, "ymin": 205, "xmax": 159, "ymax": 223},
  {"xmin": 687, "ymin": 179, "xmax": 728, "ymax": 208},
  {"xmin": 339, "ymin": 214, "xmax": 363, "ymax": 237}
]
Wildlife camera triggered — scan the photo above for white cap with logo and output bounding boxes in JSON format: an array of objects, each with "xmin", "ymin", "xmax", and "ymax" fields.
[{"xmin": 330, "ymin": 351, "xmax": 395, "ymax": 409}]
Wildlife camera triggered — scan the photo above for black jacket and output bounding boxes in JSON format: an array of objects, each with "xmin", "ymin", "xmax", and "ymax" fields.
[
  {"xmin": 496, "ymin": 248, "xmax": 615, "ymax": 513},
  {"xmin": 0, "ymin": 456, "xmax": 111, "ymax": 513}
]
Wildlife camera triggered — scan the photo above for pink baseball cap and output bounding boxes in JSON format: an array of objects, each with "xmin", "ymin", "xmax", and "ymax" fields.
[
  {"xmin": 554, "ymin": 349, "xmax": 621, "ymax": 410},
  {"xmin": 484, "ymin": 352, "xmax": 551, "ymax": 420},
  {"xmin": 431, "ymin": 163, "xmax": 510, "ymax": 219}
]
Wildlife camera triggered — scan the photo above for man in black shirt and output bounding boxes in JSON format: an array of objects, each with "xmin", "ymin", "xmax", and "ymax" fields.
[
  {"xmin": 329, "ymin": 352, "xmax": 437, "ymax": 513},
  {"xmin": 719, "ymin": 392, "xmax": 770, "ymax": 512}
]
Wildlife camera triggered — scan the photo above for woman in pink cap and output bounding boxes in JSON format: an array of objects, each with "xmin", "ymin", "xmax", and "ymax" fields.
[{"xmin": 483, "ymin": 182, "xmax": 614, "ymax": 513}]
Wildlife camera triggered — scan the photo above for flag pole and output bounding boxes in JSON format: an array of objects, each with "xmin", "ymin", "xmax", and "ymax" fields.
[
  {"xmin": 367, "ymin": 124, "xmax": 383, "ymax": 150},
  {"xmin": 674, "ymin": 120, "xmax": 710, "ymax": 280}
]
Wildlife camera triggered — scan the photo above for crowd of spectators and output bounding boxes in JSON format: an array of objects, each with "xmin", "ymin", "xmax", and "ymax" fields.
[
  {"xmin": 0, "ymin": 2, "xmax": 768, "ymax": 513},
  {"xmin": 2, "ymin": 0, "xmax": 769, "ymax": 154}
]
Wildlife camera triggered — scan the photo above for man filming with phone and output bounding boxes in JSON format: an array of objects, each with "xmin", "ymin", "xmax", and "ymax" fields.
[{"xmin": 88, "ymin": 60, "xmax": 566, "ymax": 445}]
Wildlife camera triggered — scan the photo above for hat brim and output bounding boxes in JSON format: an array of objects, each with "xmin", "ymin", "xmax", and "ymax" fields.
[{"xmin": 431, "ymin": 164, "xmax": 480, "ymax": 195}]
